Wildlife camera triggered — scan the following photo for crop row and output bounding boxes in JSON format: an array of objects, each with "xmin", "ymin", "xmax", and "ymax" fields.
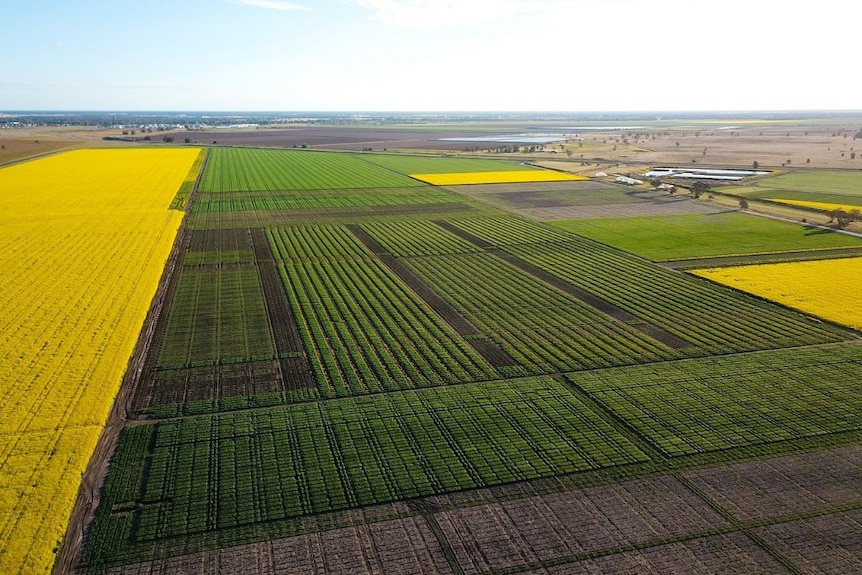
[
  {"xmin": 157, "ymin": 267, "xmax": 276, "ymax": 369},
  {"xmin": 358, "ymin": 220, "xmax": 480, "ymax": 257},
  {"xmin": 443, "ymin": 216, "xmax": 848, "ymax": 353},
  {"xmin": 353, "ymin": 153, "xmax": 527, "ymax": 175},
  {"xmin": 276, "ymin": 256, "xmax": 495, "ymax": 394},
  {"xmin": 81, "ymin": 378, "xmax": 648, "ymax": 565},
  {"xmin": 510, "ymin": 240, "xmax": 848, "ymax": 353},
  {"xmin": 449, "ymin": 215, "xmax": 577, "ymax": 245},
  {"xmin": 268, "ymin": 225, "xmax": 496, "ymax": 395},
  {"xmin": 268, "ymin": 223, "xmax": 375, "ymax": 262},
  {"xmin": 405, "ymin": 252, "xmax": 679, "ymax": 373},
  {"xmin": 198, "ymin": 148, "xmax": 421, "ymax": 193},
  {"xmin": 191, "ymin": 187, "xmax": 458, "ymax": 212},
  {"xmin": 568, "ymin": 342, "xmax": 862, "ymax": 456}
]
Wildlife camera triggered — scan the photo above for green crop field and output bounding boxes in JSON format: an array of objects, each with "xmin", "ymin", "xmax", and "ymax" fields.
[
  {"xmin": 76, "ymin": 146, "xmax": 862, "ymax": 575},
  {"xmin": 551, "ymin": 212, "xmax": 862, "ymax": 261},
  {"xmin": 444, "ymin": 217, "xmax": 848, "ymax": 353},
  {"xmin": 404, "ymin": 252, "xmax": 679, "ymax": 373},
  {"xmin": 81, "ymin": 378, "xmax": 648, "ymax": 568},
  {"xmin": 358, "ymin": 219, "xmax": 480, "ymax": 256},
  {"xmin": 729, "ymin": 170, "xmax": 862, "ymax": 204},
  {"xmin": 191, "ymin": 186, "xmax": 459, "ymax": 212},
  {"xmin": 269, "ymin": 224, "xmax": 497, "ymax": 396},
  {"xmin": 569, "ymin": 343, "xmax": 862, "ymax": 456},
  {"xmin": 510, "ymin": 239, "xmax": 848, "ymax": 352},
  {"xmin": 199, "ymin": 147, "xmax": 422, "ymax": 192},
  {"xmin": 353, "ymin": 153, "xmax": 527, "ymax": 175},
  {"xmin": 157, "ymin": 267, "xmax": 275, "ymax": 369}
]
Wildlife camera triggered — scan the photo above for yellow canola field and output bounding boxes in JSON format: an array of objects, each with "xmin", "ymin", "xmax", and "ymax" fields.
[
  {"xmin": 692, "ymin": 257, "xmax": 862, "ymax": 330},
  {"xmin": 410, "ymin": 170, "xmax": 587, "ymax": 186},
  {"xmin": 772, "ymin": 198, "xmax": 862, "ymax": 212},
  {"xmin": 0, "ymin": 148, "xmax": 199, "ymax": 574}
]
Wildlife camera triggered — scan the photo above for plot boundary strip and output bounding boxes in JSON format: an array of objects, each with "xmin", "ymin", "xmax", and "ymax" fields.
[
  {"xmin": 248, "ymin": 229, "xmax": 316, "ymax": 392},
  {"xmin": 435, "ymin": 220, "xmax": 692, "ymax": 350},
  {"xmin": 346, "ymin": 224, "xmax": 518, "ymax": 368}
]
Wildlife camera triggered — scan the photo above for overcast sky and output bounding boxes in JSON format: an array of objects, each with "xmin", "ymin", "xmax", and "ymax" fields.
[{"xmin": 1, "ymin": 0, "xmax": 856, "ymax": 112}]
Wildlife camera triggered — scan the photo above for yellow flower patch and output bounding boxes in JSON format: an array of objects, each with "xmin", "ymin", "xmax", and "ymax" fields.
[
  {"xmin": 692, "ymin": 257, "xmax": 862, "ymax": 329},
  {"xmin": 0, "ymin": 148, "xmax": 199, "ymax": 574},
  {"xmin": 410, "ymin": 170, "xmax": 587, "ymax": 186},
  {"xmin": 772, "ymin": 198, "xmax": 862, "ymax": 212}
]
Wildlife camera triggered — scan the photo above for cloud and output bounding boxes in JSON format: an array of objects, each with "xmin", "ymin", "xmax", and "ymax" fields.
[{"xmin": 238, "ymin": 0, "xmax": 309, "ymax": 11}]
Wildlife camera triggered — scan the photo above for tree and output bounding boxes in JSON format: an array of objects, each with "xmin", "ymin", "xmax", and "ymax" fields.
[
  {"xmin": 739, "ymin": 198, "xmax": 749, "ymax": 210},
  {"xmin": 690, "ymin": 181, "xmax": 710, "ymax": 198},
  {"xmin": 828, "ymin": 208, "xmax": 861, "ymax": 229}
]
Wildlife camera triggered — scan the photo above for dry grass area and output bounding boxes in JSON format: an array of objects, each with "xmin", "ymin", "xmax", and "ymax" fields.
[
  {"xmin": 532, "ymin": 121, "xmax": 862, "ymax": 172},
  {"xmin": 0, "ymin": 127, "xmax": 132, "ymax": 165},
  {"xmin": 0, "ymin": 137, "xmax": 75, "ymax": 165}
]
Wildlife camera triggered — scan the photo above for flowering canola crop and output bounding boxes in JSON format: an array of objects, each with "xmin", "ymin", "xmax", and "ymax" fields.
[
  {"xmin": 410, "ymin": 170, "xmax": 587, "ymax": 186},
  {"xmin": 692, "ymin": 257, "xmax": 862, "ymax": 330},
  {"xmin": 771, "ymin": 198, "xmax": 862, "ymax": 212},
  {"xmin": 0, "ymin": 148, "xmax": 199, "ymax": 574}
]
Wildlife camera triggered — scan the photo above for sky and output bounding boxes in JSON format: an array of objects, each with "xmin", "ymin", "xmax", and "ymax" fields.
[{"xmin": 0, "ymin": 0, "xmax": 857, "ymax": 112}]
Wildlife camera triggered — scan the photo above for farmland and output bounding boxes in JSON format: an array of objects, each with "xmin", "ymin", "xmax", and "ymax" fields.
[
  {"xmin": 409, "ymin": 170, "xmax": 588, "ymax": 186},
  {"xmin": 771, "ymin": 198, "xmax": 862, "ymax": 212},
  {"xmin": 692, "ymin": 257, "xmax": 862, "ymax": 329},
  {"xmin": 551, "ymin": 211, "xmax": 862, "ymax": 261},
  {"xmin": 4, "ymin": 134, "xmax": 860, "ymax": 574},
  {"xmin": 0, "ymin": 148, "xmax": 200, "ymax": 575},
  {"xmin": 731, "ymin": 170, "xmax": 862, "ymax": 205}
]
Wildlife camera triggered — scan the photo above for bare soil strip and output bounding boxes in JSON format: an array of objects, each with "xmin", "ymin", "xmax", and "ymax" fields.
[
  {"xmin": 248, "ymin": 228, "xmax": 316, "ymax": 392},
  {"xmin": 347, "ymin": 224, "xmax": 518, "ymax": 369},
  {"xmin": 435, "ymin": 220, "xmax": 692, "ymax": 350}
]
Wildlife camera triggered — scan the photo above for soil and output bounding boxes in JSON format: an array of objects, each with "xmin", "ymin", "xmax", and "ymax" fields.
[{"xmin": 94, "ymin": 445, "xmax": 862, "ymax": 575}]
